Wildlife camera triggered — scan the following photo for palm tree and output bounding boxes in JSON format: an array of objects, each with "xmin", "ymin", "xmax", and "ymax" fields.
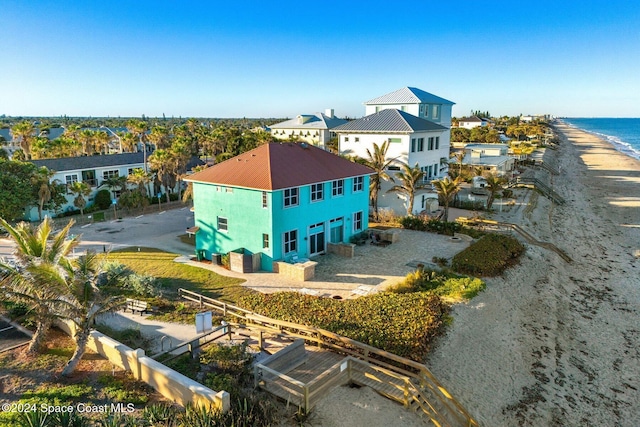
[
  {"xmin": 432, "ymin": 177, "xmax": 462, "ymax": 222},
  {"xmin": 94, "ymin": 130, "xmax": 111, "ymax": 154},
  {"xmin": 69, "ymin": 182, "xmax": 91, "ymax": 216},
  {"xmin": 127, "ymin": 168, "xmax": 152, "ymax": 197},
  {"xmin": 10, "ymin": 121, "xmax": 35, "ymax": 159},
  {"xmin": 148, "ymin": 149, "xmax": 175, "ymax": 203},
  {"xmin": 0, "ymin": 217, "xmax": 79, "ymax": 354},
  {"xmin": 54, "ymin": 252, "xmax": 124, "ymax": 376},
  {"xmin": 484, "ymin": 173, "xmax": 506, "ymax": 210},
  {"xmin": 31, "ymin": 167, "xmax": 57, "ymax": 221},
  {"xmin": 120, "ymin": 132, "xmax": 138, "ymax": 153},
  {"xmin": 363, "ymin": 141, "xmax": 398, "ymax": 219},
  {"xmin": 386, "ymin": 163, "xmax": 427, "ymax": 215},
  {"xmin": 182, "ymin": 164, "xmax": 208, "ymax": 203},
  {"xmin": 126, "ymin": 119, "xmax": 149, "ymax": 154},
  {"xmin": 78, "ymin": 129, "xmax": 96, "ymax": 155},
  {"xmin": 147, "ymin": 125, "xmax": 172, "ymax": 150}
]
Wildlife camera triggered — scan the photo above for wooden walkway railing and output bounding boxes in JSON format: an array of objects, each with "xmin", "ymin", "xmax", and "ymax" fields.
[
  {"xmin": 178, "ymin": 288, "xmax": 480, "ymax": 427},
  {"xmin": 508, "ymin": 177, "xmax": 565, "ymax": 205}
]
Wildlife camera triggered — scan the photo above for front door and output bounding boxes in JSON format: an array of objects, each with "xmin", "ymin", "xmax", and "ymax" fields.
[
  {"xmin": 329, "ymin": 217, "xmax": 344, "ymax": 243},
  {"xmin": 309, "ymin": 222, "xmax": 325, "ymax": 256}
]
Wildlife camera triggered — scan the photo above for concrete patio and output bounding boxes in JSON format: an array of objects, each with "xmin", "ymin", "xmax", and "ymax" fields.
[{"xmin": 178, "ymin": 228, "xmax": 473, "ymax": 299}]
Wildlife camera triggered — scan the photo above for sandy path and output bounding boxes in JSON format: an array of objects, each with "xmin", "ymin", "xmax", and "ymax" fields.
[{"xmin": 427, "ymin": 123, "xmax": 640, "ymax": 426}]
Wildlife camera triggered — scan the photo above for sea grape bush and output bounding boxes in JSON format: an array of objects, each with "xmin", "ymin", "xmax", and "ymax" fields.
[
  {"xmin": 238, "ymin": 292, "xmax": 449, "ymax": 362},
  {"xmin": 451, "ymin": 233, "xmax": 525, "ymax": 276}
]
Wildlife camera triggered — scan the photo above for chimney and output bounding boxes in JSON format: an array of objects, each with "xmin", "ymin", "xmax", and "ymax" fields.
[{"xmin": 325, "ymin": 108, "xmax": 334, "ymax": 118}]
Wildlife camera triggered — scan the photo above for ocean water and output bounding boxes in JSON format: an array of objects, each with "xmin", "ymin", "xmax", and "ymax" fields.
[{"xmin": 562, "ymin": 118, "xmax": 640, "ymax": 161}]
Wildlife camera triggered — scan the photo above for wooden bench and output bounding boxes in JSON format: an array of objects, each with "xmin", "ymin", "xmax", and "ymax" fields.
[{"xmin": 125, "ymin": 298, "xmax": 149, "ymax": 315}]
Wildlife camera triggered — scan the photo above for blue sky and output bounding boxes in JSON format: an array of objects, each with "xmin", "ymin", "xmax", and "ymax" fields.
[{"xmin": 1, "ymin": 0, "xmax": 639, "ymax": 118}]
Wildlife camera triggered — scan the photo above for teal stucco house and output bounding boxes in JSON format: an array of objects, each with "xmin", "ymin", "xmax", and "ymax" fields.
[{"xmin": 185, "ymin": 142, "xmax": 372, "ymax": 272}]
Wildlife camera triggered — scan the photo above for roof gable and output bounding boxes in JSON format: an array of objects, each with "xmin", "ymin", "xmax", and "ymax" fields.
[
  {"xmin": 364, "ymin": 87, "xmax": 455, "ymax": 105},
  {"xmin": 332, "ymin": 109, "xmax": 448, "ymax": 133},
  {"xmin": 186, "ymin": 143, "xmax": 372, "ymax": 191}
]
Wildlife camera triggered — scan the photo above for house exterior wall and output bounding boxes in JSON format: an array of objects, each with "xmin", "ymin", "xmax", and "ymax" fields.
[
  {"xmin": 192, "ymin": 176, "xmax": 369, "ymax": 272},
  {"xmin": 26, "ymin": 161, "xmax": 146, "ymax": 220},
  {"xmin": 365, "ymin": 103, "xmax": 452, "ymax": 127},
  {"xmin": 271, "ymin": 128, "xmax": 331, "ymax": 148},
  {"xmin": 339, "ymin": 131, "xmax": 449, "ymax": 176},
  {"xmin": 192, "ymin": 184, "xmax": 273, "ymax": 270}
]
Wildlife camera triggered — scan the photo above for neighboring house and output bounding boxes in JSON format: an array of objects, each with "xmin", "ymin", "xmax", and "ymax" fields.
[
  {"xmin": 458, "ymin": 143, "xmax": 515, "ymax": 176},
  {"xmin": 334, "ymin": 87, "xmax": 455, "ymax": 215},
  {"xmin": 185, "ymin": 142, "xmax": 372, "ymax": 272},
  {"xmin": 27, "ymin": 153, "xmax": 146, "ymax": 220},
  {"xmin": 457, "ymin": 116, "xmax": 489, "ymax": 129},
  {"xmin": 363, "ymin": 87, "xmax": 454, "ymax": 128},
  {"xmin": 333, "ymin": 109, "xmax": 450, "ymax": 181},
  {"xmin": 270, "ymin": 109, "xmax": 347, "ymax": 149}
]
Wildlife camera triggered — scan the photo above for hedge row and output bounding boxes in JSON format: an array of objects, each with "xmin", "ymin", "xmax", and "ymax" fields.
[
  {"xmin": 238, "ymin": 292, "xmax": 448, "ymax": 362},
  {"xmin": 451, "ymin": 233, "xmax": 525, "ymax": 276}
]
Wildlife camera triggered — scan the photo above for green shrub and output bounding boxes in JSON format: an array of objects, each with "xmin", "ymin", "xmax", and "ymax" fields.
[
  {"xmin": 451, "ymin": 233, "xmax": 525, "ymax": 276},
  {"xmin": 95, "ymin": 189, "xmax": 112, "ymax": 210},
  {"xmin": 238, "ymin": 292, "xmax": 448, "ymax": 361},
  {"xmin": 399, "ymin": 216, "xmax": 461, "ymax": 236},
  {"xmin": 389, "ymin": 268, "xmax": 485, "ymax": 301}
]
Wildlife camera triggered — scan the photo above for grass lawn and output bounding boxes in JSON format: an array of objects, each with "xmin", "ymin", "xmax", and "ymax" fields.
[{"xmin": 106, "ymin": 247, "xmax": 251, "ymax": 303}]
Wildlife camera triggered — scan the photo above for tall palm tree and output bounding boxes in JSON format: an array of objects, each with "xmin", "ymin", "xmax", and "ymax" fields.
[
  {"xmin": 386, "ymin": 163, "xmax": 427, "ymax": 215},
  {"xmin": 54, "ymin": 252, "xmax": 124, "ymax": 376},
  {"xmin": 127, "ymin": 168, "xmax": 152, "ymax": 197},
  {"xmin": 126, "ymin": 119, "xmax": 149, "ymax": 154},
  {"xmin": 148, "ymin": 149, "xmax": 175, "ymax": 203},
  {"xmin": 363, "ymin": 141, "xmax": 398, "ymax": 219},
  {"xmin": 69, "ymin": 182, "xmax": 91, "ymax": 216},
  {"xmin": 432, "ymin": 177, "xmax": 462, "ymax": 222},
  {"xmin": 78, "ymin": 129, "xmax": 97, "ymax": 155},
  {"xmin": 31, "ymin": 167, "xmax": 57, "ymax": 221},
  {"xmin": 0, "ymin": 217, "xmax": 79, "ymax": 354},
  {"xmin": 120, "ymin": 132, "xmax": 138, "ymax": 153},
  {"xmin": 484, "ymin": 173, "xmax": 506, "ymax": 210},
  {"xmin": 94, "ymin": 130, "xmax": 111, "ymax": 154},
  {"xmin": 10, "ymin": 121, "xmax": 35, "ymax": 159}
]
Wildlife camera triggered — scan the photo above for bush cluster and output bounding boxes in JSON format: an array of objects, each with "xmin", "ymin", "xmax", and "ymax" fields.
[
  {"xmin": 451, "ymin": 233, "xmax": 525, "ymax": 276},
  {"xmin": 399, "ymin": 216, "xmax": 461, "ymax": 236},
  {"xmin": 389, "ymin": 268, "xmax": 485, "ymax": 301},
  {"xmin": 238, "ymin": 292, "xmax": 448, "ymax": 362},
  {"xmin": 101, "ymin": 261, "xmax": 163, "ymax": 297}
]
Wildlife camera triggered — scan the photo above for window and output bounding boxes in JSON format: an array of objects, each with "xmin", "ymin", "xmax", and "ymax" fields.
[
  {"xmin": 411, "ymin": 138, "xmax": 416, "ymax": 153},
  {"xmin": 435, "ymin": 137, "xmax": 440, "ymax": 150},
  {"xmin": 262, "ymin": 233, "xmax": 269, "ymax": 249},
  {"xmin": 217, "ymin": 217, "xmax": 228, "ymax": 232},
  {"xmin": 262, "ymin": 191, "xmax": 268, "ymax": 208},
  {"xmin": 103, "ymin": 170, "xmax": 119, "ymax": 180},
  {"xmin": 354, "ymin": 137, "xmax": 359, "ymax": 142},
  {"xmin": 225, "ymin": 187, "xmax": 233, "ymax": 193},
  {"xmin": 428, "ymin": 137, "xmax": 434, "ymax": 151},
  {"xmin": 433, "ymin": 163, "xmax": 439, "ymax": 178},
  {"xmin": 332, "ymin": 179, "xmax": 344, "ymax": 196},
  {"xmin": 284, "ymin": 229, "xmax": 297, "ymax": 254},
  {"xmin": 65, "ymin": 174, "xmax": 78, "ymax": 185},
  {"xmin": 433, "ymin": 105, "xmax": 440, "ymax": 119},
  {"xmin": 344, "ymin": 137, "xmax": 349, "ymax": 142},
  {"xmin": 284, "ymin": 188, "xmax": 299, "ymax": 207},
  {"xmin": 419, "ymin": 104, "xmax": 426, "ymax": 116},
  {"xmin": 401, "ymin": 106, "xmax": 406, "ymax": 112},
  {"xmin": 310, "ymin": 183, "xmax": 324, "ymax": 202},
  {"xmin": 353, "ymin": 176, "xmax": 364, "ymax": 192},
  {"xmin": 353, "ymin": 211, "xmax": 363, "ymax": 232},
  {"xmin": 417, "ymin": 138, "xmax": 424, "ymax": 152}
]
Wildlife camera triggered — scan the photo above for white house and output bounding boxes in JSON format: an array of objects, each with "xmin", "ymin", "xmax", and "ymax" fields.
[
  {"xmin": 458, "ymin": 116, "xmax": 489, "ymax": 129},
  {"xmin": 459, "ymin": 143, "xmax": 515, "ymax": 176},
  {"xmin": 363, "ymin": 87, "xmax": 454, "ymax": 128},
  {"xmin": 269, "ymin": 109, "xmax": 347, "ymax": 149},
  {"xmin": 28, "ymin": 153, "xmax": 147, "ymax": 220},
  {"xmin": 333, "ymin": 108, "xmax": 449, "ymax": 215}
]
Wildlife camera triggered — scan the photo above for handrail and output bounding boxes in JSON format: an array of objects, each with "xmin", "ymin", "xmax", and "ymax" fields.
[
  {"xmin": 177, "ymin": 288, "xmax": 480, "ymax": 426},
  {"xmin": 509, "ymin": 177, "xmax": 565, "ymax": 205}
]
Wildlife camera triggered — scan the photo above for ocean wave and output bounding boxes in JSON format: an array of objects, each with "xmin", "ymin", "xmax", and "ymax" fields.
[{"xmin": 560, "ymin": 120, "xmax": 640, "ymax": 161}]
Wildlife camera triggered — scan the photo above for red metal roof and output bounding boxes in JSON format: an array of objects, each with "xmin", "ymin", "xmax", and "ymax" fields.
[{"xmin": 185, "ymin": 143, "xmax": 373, "ymax": 190}]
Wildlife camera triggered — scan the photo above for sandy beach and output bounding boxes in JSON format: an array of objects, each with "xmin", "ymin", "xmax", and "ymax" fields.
[{"xmin": 426, "ymin": 123, "xmax": 640, "ymax": 426}]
